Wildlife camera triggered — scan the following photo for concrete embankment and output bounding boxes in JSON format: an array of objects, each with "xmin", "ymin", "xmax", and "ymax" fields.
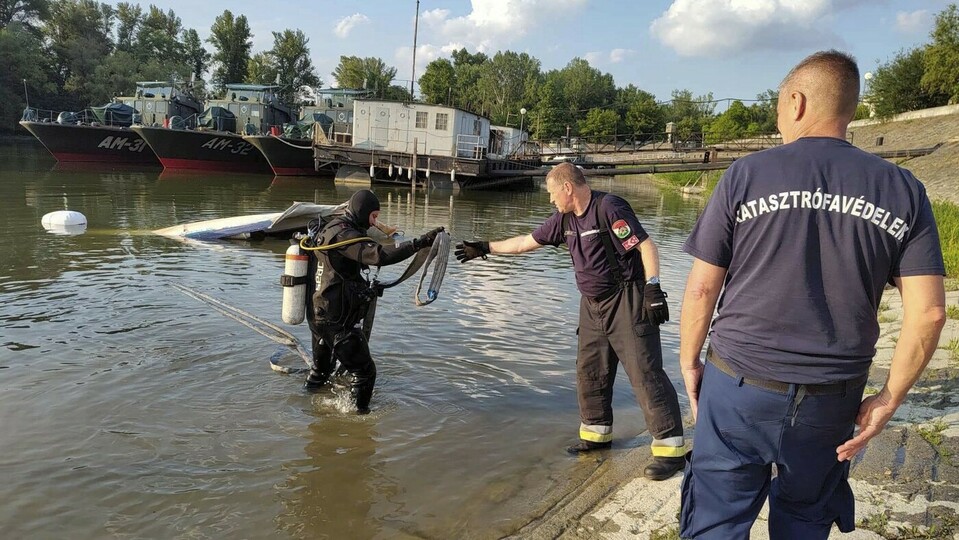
[{"xmin": 514, "ymin": 289, "xmax": 959, "ymax": 539}]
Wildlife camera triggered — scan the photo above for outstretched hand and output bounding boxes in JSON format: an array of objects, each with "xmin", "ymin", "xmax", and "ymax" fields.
[
  {"xmin": 414, "ymin": 227, "xmax": 445, "ymax": 250},
  {"xmin": 836, "ymin": 391, "xmax": 897, "ymax": 461},
  {"xmin": 455, "ymin": 240, "xmax": 490, "ymax": 263}
]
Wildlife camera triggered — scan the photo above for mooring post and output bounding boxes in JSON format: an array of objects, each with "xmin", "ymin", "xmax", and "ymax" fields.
[{"xmin": 412, "ymin": 137, "xmax": 418, "ymax": 190}]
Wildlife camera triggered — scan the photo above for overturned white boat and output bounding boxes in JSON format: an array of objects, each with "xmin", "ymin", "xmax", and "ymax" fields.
[{"xmin": 152, "ymin": 201, "xmax": 394, "ymax": 241}]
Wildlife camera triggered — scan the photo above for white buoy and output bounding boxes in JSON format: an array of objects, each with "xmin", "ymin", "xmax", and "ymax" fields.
[
  {"xmin": 388, "ymin": 164, "xmax": 394, "ymax": 176},
  {"xmin": 369, "ymin": 164, "xmax": 375, "ymax": 178},
  {"xmin": 41, "ymin": 211, "xmax": 87, "ymax": 235}
]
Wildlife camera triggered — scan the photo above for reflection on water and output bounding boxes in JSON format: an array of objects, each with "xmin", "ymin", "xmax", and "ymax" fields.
[{"xmin": 0, "ymin": 140, "xmax": 706, "ymax": 539}]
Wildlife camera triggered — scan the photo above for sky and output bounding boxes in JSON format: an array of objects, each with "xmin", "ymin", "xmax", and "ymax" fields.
[{"xmin": 116, "ymin": 0, "xmax": 955, "ymax": 107}]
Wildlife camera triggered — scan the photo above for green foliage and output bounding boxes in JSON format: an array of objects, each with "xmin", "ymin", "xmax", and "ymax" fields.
[
  {"xmin": 618, "ymin": 84, "xmax": 663, "ymax": 136},
  {"xmin": 267, "ymin": 29, "xmax": 320, "ymax": 104},
  {"xmin": 868, "ymin": 47, "xmax": 949, "ymax": 118},
  {"xmin": 922, "ymin": 3, "xmax": 959, "ymax": 102},
  {"xmin": 476, "ymin": 50, "xmax": 540, "ymax": 124},
  {"xmin": 207, "ymin": 10, "xmax": 252, "ymax": 91},
  {"xmin": 577, "ymin": 108, "xmax": 619, "ymax": 139},
  {"xmin": 1, "ymin": 22, "xmax": 52, "ymax": 128},
  {"xmin": 932, "ymin": 199, "xmax": 959, "ymax": 278},
  {"xmin": 332, "ymin": 55, "xmax": 396, "ymax": 98},
  {"xmin": 853, "ymin": 103, "xmax": 871, "ymax": 120},
  {"xmin": 946, "ymin": 304, "xmax": 959, "ymax": 320},
  {"xmin": 45, "ymin": 0, "xmax": 116, "ymax": 105},
  {"xmin": 418, "ymin": 57, "xmax": 455, "ymax": 105},
  {"xmin": 0, "ymin": 0, "xmax": 49, "ymax": 34}
]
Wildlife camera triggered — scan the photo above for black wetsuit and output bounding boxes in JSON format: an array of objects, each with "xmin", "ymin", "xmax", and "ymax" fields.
[{"xmin": 308, "ymin": 214, "xmax": 419, "ymax": 411}]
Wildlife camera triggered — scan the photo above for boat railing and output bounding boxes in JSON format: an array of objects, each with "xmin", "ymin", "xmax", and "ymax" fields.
[
  {"xmin": 21, "ymin": 106, "xmax": 135, "ymax": 127},
  {"xmin": 456, "ymin": 134, "xmax": 487, "ymax": 159}
]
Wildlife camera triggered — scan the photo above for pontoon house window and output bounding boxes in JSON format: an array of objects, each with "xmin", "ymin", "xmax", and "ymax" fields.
[
  {"xmin": 415, "ymin": 111, "xmax": 428, "ymax": 129},
  {"xmin": 435, "ymin": 113, "xmax": 448, "ymax": 131}
]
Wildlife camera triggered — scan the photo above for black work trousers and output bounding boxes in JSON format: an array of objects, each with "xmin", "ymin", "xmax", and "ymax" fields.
[
  {"xmin": 577, "ymin": 281, "xmax": 683, "ymax": 441},
  {"xmin": 311, "ymin": 324, "xmax": 377, "ymax": 410}
]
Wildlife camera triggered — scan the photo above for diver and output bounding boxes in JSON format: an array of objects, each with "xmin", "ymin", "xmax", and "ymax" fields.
[{"xmin": 305, "ymin": 189, "xmax": 443, "ymax": 413}]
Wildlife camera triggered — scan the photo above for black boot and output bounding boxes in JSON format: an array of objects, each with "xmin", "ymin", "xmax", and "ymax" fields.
[
  {"xmin": 566, "ymin": 440, "xmax": 612, "ymax": 454},
  {"xmin": 644, "ymin": 456, "xmax": 685, "ymax": 481},
  {"xmin": 350, "ymin": 364, "xmax": 376, "ymax": 414},
  {"xmin": 304, "ymin": 369, "xmax": 329, "ymax": 391}
]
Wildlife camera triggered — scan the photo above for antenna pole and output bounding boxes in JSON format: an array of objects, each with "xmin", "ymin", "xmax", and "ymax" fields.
[
  {"xmin": 410, "ymin": 0, "xmax": 419, "ymax": 99},
  {"xmin": 23, "ymin": 79, "xmax": 29, "ymax": 109}
]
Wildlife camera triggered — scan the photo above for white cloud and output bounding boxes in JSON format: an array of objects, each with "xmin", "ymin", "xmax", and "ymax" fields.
[
  {"xmin": 895, "ymin": 10, "xmax": 929, "ymax": 33},
  {"xmin": 609, "ymin": 48, "xmax": 635, "ymax": 63},
  {"xmin": 416, "ymin": 0, "xmax": 588, "ymax": 53},
  {"xmin": 584, "ymin": 51, "xmax": 603, "ymax": 65},
  {"xmin": 650, "ymin": 0, "xmax": 870, "ymax": 57},
  {"xmin": 334, "ymin": 13, "xmax": 370, "ymax": 39}
]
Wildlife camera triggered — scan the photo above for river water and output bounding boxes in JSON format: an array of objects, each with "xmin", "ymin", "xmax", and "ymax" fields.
[{"xmin": 0, "ymin": 139, "xmax": 707, "ymax": 539}]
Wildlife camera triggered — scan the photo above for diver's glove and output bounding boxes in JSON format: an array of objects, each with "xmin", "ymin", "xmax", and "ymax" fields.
[
  {"xmin": 412, "ymin": 226, "xmax": 445, "ymax": 250},
  {"xmin": 642, "ymin": 282, "xmax": 669, "ymax": 325},
  {"xmin": 454, "ymin": 240, "xmax": 490, "ymax": 263}
]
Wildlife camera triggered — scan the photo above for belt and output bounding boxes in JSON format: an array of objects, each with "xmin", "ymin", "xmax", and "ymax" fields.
[{"xmin": 706, "ymin": 347, "xmax": 866, "ymax": 396}]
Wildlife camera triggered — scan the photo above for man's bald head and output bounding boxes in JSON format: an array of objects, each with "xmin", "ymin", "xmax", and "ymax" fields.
[
  {"xmin": 780, "ymin": 50, "xmax": 860, "ymax": 122},
  {"xmin": 546, "ymin": 162, "xmax": 588, "ymax": 188}
]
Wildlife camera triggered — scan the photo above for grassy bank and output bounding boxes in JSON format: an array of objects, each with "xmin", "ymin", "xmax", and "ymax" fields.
[
  {"xmin": 933, "ymin": 200, "xmax": 959, "ymax": 279},
  {"xmin": 653, "ymin": 173, "xmax": 959, "ymax": 279}
]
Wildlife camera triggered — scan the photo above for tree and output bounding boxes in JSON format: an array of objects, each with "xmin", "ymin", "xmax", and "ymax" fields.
[
  {"xmin": 577, "ymin": 108, "xmax": 619, "ymax": 140},
  {"xmin": 207, "ymin": 10, "xmax": 252, "ymax": 92},
  {"xmin": 246, "ymin": 51, "xmax": 274, "ymax": 85},
  {"xmin": 113, "ymin": 2, "xmax": 140, "ymax": 54},
  {"xmin": 332, "ymin": 56, "xmax": 396, "ymax": 98},
  {"xmin": 705, "ymin": 100, "xmax": 750, "ymax": 143},
  {"xmin": 617, "ymin": 84, "xmax": 663, "ymax": 137},
  {"xmin": 136, "ymin": 5, "xmax": 183, "ymax": 66},
  {"xmin": 1, "ymin": 22, "xmax": 52, "ymax": 128},
  {"xmin": 531, "ymin": 75, "xmax": 565, "ymax": 139},
  {"xmin": 555, "ymin": 58, "xmax": 616, "ymax": 117},
  {"xmin": 268, "ymin": 29, "xmax": 320, "ymax": 104},
  {"xmin": 870, "ymin": 47, "xmax": 948, "ymax": 118},
  {"xmin": 418, "ymin": 57, "xmax": 455, "ymax": 105},
  {"xmin": 663, "ymin": 89, "xmax": 715, "ymax": 141},
  {"xmin": 44, "ymin": 0, "xmax": 116, "ymax": 106},
  {"xmin": 921, "ymin": 3, "xmax": 959, "ymax": 102},
  {"xmin": 475, "ymin": 50, "xmax": 540, "ymax": 124},
  {"xmin": 0, "ymin": 0, "xmax": 50, "ymax": 34},
  {"xmin": 181, "ymin": 28, "xmax": 208, "ymax": 95}
]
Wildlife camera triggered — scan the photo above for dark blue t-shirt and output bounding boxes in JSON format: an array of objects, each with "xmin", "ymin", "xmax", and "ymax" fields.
[
  {"xmin": 532, "ymin": 190, "xmax": 649, "ymax": 298},
  {"xmin": 684, "ymin": 137, "xmax": 944, "ymax": 383}
]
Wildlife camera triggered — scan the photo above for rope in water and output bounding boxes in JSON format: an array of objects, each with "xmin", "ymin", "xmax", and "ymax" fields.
[{"xmin": 171, "ymin": 283, "xmax": 313, "ymax": 373}]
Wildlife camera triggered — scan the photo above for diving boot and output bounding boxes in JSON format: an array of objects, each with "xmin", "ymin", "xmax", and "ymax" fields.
[
  {"xmin": 643, "ymin": 456, "xmax": 685, "ymax": 481},
  {"xmin": 304, "ymin": 369, "xmax": 329, "ymax": 391},
  {"xmin": 565, "ymin": 440, "xmax": 612, "ymax": 454},
  {"xmin": 350, "ymin": 367, "xmax": 376, "ymax": 415}
]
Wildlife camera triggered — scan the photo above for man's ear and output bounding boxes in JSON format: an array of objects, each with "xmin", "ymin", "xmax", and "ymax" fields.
[{"xmin": 791, "ymin": 91, "xmax": 807, "ymax": 122}]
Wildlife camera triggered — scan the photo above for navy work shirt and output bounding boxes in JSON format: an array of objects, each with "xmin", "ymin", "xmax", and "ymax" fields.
[
  {"xmin": 532, "ymin": 190, "xmax": 648, "ymax": 298},
  {"xmin": 684, "ymin": 137, "xmax": 944, "ymax": 384}
]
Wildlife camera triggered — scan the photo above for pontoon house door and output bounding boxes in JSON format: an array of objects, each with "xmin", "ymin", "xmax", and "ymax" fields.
[{"xmin": 373, "ymin": 106, "xmax": 390, "ymax": 148}]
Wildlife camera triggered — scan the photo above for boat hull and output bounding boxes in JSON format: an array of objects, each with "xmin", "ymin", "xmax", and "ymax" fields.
[
  {"xmin": 19, "ymin": 121, "xmax": 160, "ymax": 165},
  {"xmin": 244, "ymin": 135, "xmax": 335, "ymax": 176},
  {"xmin": 131, "ymin": 126, "xmax": 272, "ymax": 174}
]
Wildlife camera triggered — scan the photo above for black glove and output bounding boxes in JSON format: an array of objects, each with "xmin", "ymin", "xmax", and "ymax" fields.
[
  {"xmin": 454, "ymin": 240, "xmax": 490, "ymax": 263},
  {"xmin": 413, "ymin": 226, "xmax": 445, "ymax": 250},
  {"xmin": 642, "ymin": 282, "xmax": 669, "ymax": 325}
]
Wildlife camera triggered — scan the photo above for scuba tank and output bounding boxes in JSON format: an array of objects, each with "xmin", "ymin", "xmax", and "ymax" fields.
[{"xmin": 280, "ymin": 242, "xmax": 309, "ymax": 324}]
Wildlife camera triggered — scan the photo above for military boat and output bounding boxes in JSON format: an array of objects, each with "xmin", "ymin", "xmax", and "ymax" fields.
[
  {"xmin": 243, "ymin": 88, "xmax": 369, "ymax": 176},
  {"xmin": 132, "ymin": 84, "xmax": 294, "ymax": 174},
  {"xmin": 19, "ymin": 81, "xmax": 202, "ymax": 165}
]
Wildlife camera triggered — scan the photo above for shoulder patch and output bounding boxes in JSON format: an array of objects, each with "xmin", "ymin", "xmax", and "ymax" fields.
[
  {"xmin": 621, "ymin": 235, "xmax": 640, "ymax": 250},
  {"xmin": 612, "ymin": 219, "xmax": 631, "ymax": 239}
]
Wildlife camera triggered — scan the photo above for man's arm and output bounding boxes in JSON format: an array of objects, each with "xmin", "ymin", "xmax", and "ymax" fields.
[
  {"xmin": 836, "ymin": 274, "xmax": 946, "ymax": 461},
  {"xmin": 638, "ymin": 238, "xmax": 660, "ymax": 278},
  {"xmin": 678, "ymin": 258, "xmax": 727, "ymax": 421},
  {"xmin": 489, "ymin": 234, "xmax": 543, "ymax": 254}
]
